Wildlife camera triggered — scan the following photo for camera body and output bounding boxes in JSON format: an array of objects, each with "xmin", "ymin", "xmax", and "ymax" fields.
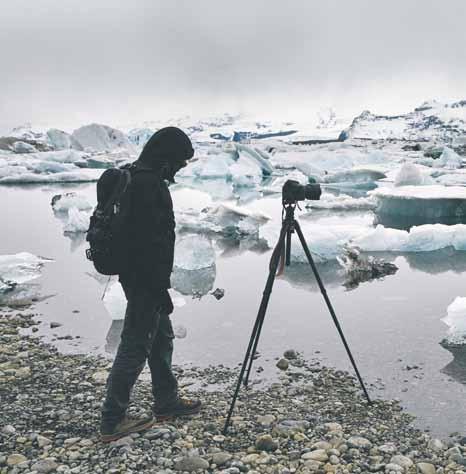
[{"xmin": 282, "ymin": 179, "xmax": 322, "ymax": 204}]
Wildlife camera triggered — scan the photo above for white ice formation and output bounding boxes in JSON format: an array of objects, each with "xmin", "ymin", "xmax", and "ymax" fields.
[
  {"xmin": 71, "ymin": 124, "xmax": 136, "ymax": 153},
  {"xmin": 0, "ymin": 252, "xmax": 53, "ymax": 293},
  {"xmin": 63, "ymin": 208, "xmax": 91, "ymax": 233},
  {"xmin": 173, "ymin": 235, "xmax": 215, "ymax": 271},
  {"xmin": 441, "ymin": 297, "xmax": 466, "ymax": 346},
  {"xmin": 51, "ymin": 193, "xmax": 93, "ymax": 212}
]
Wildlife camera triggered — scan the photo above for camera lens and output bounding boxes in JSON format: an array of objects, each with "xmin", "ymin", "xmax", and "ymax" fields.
[{"xmin": 304, "ymin": 184, "xmax": 322, "ymax": 201}]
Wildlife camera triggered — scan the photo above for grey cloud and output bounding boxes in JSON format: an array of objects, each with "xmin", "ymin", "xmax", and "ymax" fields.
[{"xmin": 1, "ymin": 0, "xmax": 465, "ymax": 132}]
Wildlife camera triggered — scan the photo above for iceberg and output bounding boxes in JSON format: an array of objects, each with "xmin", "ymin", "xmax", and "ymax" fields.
[
  {"xmin": 235, "ymin": 143, "xmax": 274, "ymax": 176},
  {"xmin": 51, "ymin": 193, "xmax": 94, "ymax": 213},
  {"xmin": 47, "ymin": 129, "xmax": 83, "ymax": 150},
  {"xmin": 0, "ymin": 252, "xmax": 53, "ymax": 293},
  {"xmin": 13, "ymin": 141, "xmax": 37, "ymax": 153},
  {"xmin": 323, "ymin": 168, "xmax": 386, "ymax": 188},
  {"xmin": 305, "ymin": 194, "xmax": 376, "ymax": 211},
  {"xmin": 394, "ymin": 163, "xmax": 433, "ymax": 187},
  {"xmin": 127, "ymin": 128, "xmax": 154, "ymax": 147},
  {"xmin": 433, "ymin": 147, "xmax": 463, "ymax": 170},
  {"xmin": 441, "ymin": 297, "xmax": 466, "ymax": 346},
  {"xmin": 171, "ymin": 266, "xmax": 216, "ymax": 297},
  {"xmin": 63, "ymin": 208, "xmax": 91, "ymax": 233},
  {"xmin": 173, "ymin": 234, "xmax": 215, "ymax": 271},
  {"xmin": 230, "ymin": 157, "xmax": 262, "ymax": 187},
  {"xmin": 351, "ymin": 224, "xmax": 466, "ymax": 252},
  {"xmin": 103, "ymin": 280, "xmax": 126, "ymax": 321},
  {"xmin": 371, "ymin": 185, "xmax": 466, "ymax": 225},
  {"xmin": 0, "ymin": 169, "xmax": 102, "ymax": 184},
  {"xmin": 71, "ymin": 123, "xmax": 136, "ymax": 153}
]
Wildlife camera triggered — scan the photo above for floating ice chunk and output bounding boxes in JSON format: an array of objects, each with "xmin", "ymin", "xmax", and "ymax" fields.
[
  {"xmin": 290, "ymin": 224, "xmax": 368, "ymax": 263},
  {"xmin": 323, "ymin": 168, "xmax": 386, "ymax": 187},
  {"xmin": 230, "ymin": 157, "xmax": 262, "ymax": 187},
  {"xmin": 351, "ymin": 225, "xmax": 409, "ymax": 251},
  {"xmin": 0, "ymin": 252, "xmax": 53, "ymax": 293},
  {"xmin": 435, "ymin": 171, "xmax": 466, "ymax": 187},
  {"xmin": 13, "ymin": 141, "xmax": 37, "ymax": 153},
  {"xmin": 103, "ymin": 280, "xmax": 126, "ymax": 320},
  {"xmin": 171, "ymin": 266, "xmax": 216, "ymax": 297},
  {"xmin": 394, "ymin": 163, "xmax": 434, "ymax": 186},
  {"xmin": 46, "ymin": 129, "xmax": 82, "ymax": 150},
  {"xmin": 370, "ymin": 185, "xmax": 466, "ymax": 223},
  {"xmin": 29, "ymin": 149, "xmax": 88, "ymax": 164},
  {"xmin": 127, "ymin": 128, "xmax": 154, "ymax": 147},
  {"xmin": 72, "ymin": 123, "xmax": 136, "ymax": 153},
  {"xmin": 174, "ymin": 234, "xmax": 215, "ymax": 271},
  {"xmin": 171, "ymin": 186, "xmax": 213, "ymax": 213},
  {"xmin": 235, "ymin": 143, "xmax": 274, "ymax": 175},
  {"xmin": 352, "ymin": 224, "xmax": 466, "ymax": 252},
  {"xmin": 51, "ymin": 193, "xmax": 93, "ymax": 212},
  {"xmin": 441, "ymin": 297, "xmax": 466, "ymax": 346},
  {"xmin": 64, "ymin": 208, "xmax": 91, "ymax": 233},
  {"xmin": 434, "ymin": 147, "xmax": 462, "ymax": 170},
  {"xmin": 305, "ymin": 194, "xmax": 377, "ymax": 211},
  {"xmin": 188, "ymin": 154, "xmax": 235, "ymax": 179},
  {"xmin": 0, "ymin": 169, "xmax": 102, "ymax": 184}
]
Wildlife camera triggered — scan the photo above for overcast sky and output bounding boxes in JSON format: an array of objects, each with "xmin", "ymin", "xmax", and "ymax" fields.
[{"xmin": 0, "ymin": 0, "xmax": 465, "ymax": 133}]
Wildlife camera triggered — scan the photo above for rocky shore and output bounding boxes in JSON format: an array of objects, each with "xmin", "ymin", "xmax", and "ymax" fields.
[{"xmin": 1, "ymin": 309, "xmax": 466, "ymax": 474}]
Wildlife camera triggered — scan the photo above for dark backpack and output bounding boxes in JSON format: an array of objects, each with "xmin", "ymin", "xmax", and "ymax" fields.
[{"xmin": 85, "ymin": 164, "xmax": 134, "ymax": 275}]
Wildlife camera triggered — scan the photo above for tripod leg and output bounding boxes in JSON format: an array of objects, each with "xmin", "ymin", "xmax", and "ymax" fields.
[
  {"xmin": 223, "ymin": 225, "xmax": 288, "ymax": 435},
  {"xmin": 293, "ymin": 221, "xmax": 372, "ymax": 404}
]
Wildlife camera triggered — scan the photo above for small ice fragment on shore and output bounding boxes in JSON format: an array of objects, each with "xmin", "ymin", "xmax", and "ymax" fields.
[
  {"xmin": 441, "ymin": 297, "xmax": 466, "ymax": 346},
  {"xmin": 51, "ymin": 193, "xmax": 93, "ymax": 212},
  {"xmin": 174, "ymin": 235, "xmax": 215, "ymax": 271},
  {"xmin": 64, "ymin": 208, "xmax": 91, "ymax": 233},
  {"xmin": 0, "ymin": 252, "xmax": 53, "ymax": 293}
]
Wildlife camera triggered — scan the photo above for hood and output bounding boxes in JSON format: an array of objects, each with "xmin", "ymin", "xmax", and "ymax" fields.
[{"xmin": 136, "ymin": 127, "xmax": 194, "ymax": 167}]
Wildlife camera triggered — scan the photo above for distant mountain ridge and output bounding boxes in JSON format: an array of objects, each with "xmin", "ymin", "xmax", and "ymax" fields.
[{"xmin": 342, "ymin": 100, "xmax": 466, "ymax": 142}]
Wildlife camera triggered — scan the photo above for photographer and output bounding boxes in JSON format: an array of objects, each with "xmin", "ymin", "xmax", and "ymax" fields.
[{"xmin": 100, "ymin": 127, "xmax": 201, "ymax": 442}]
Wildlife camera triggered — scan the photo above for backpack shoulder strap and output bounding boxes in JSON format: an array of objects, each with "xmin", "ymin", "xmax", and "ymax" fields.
[{"xmin": 101, "ymin": 169, "xmax": 131, "ymax": 214}]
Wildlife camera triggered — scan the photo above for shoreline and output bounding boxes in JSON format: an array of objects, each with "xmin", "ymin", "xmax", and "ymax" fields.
[{"xmin": 1, "ymin": 309, "xmax": 466, "ymax": 474}]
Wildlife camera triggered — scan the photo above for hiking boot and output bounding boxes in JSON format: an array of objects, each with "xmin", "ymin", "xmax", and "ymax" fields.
[
  {"xmin": 100, "ymin": 415, "xmax": 154, "ymax": 442},
  {"xmin": 154, "ymin": 397, "xmax": 202, "ymax": 420}
]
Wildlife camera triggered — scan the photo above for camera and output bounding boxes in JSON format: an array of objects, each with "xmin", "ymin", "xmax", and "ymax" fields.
[{"xmin": 282, "ymin": 179, "xmax": 322, "ymax": 204}]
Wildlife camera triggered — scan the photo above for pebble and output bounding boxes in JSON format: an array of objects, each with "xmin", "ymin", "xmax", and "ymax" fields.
[
  {"xmin": 7, "ymin": 454, "xmax": 28, "ymax": 466},
  {"xmin": 255, "ymin": 434, "xmax": 279, "ymax": 452},
  {"xmin": 348, "ymin": 436, "xmax": 372, "ymax": 449},
  {"xmin": 212, "ymin": 452, "xmax": 232, "ymax": 466},
  {"xmin": 2, "ymin": 424, "xmax": 16, "ymax": 435},
  {"xmin": 37, "ymin": 434, "xmax": 53, "ymax": 448},
  {"xmin": 302, "ymin": 450, "xmax": 329, "ymax": 462},
  {"xmin": 283, "ymin": 349, "xmax": 297, "ymax": 360},
  {"xmin": 174, "ymin": 456, "xmax": 210, "ymax": 471},
  {"xmin": 390, "ymin": 455, "xmax": 414, "ymax": 469},
  {"xmin": 417, "ymin": 462, "xmax": 437, "ymax": 474},
  {"xmin": 31, "ymin": 458, "xmax": 59, "ymax": 473},
  {"xmin": 276, "ymin": 358, "xmax": 289, "ymax": 371}
]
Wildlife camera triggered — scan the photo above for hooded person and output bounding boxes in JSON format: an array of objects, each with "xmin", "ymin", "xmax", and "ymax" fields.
[{"xmin": 100, "ymin": 127, "xmax": 201, "ymax": 442}]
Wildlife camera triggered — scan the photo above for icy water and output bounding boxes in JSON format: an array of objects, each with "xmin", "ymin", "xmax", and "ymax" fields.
[{"xmin": 3, "ymin": 183, "xmax": 466, "ymax": 438}]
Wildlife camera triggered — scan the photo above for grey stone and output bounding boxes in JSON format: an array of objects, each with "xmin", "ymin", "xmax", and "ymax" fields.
[
  {"xmin": 37, "ymin": 435, "xmax": 53, "ymax": 448},
  {"xmin": 417, "ymin": 463, "xmax": 436, "ymax": 474},
  {"xmin": 144, "ymin": 428, "xmax": 171, "ymax": 440},
  {"xmin": 283, "ymin": 349, "xmax": 297, "ymax": 360},
  {"xmin": 385, "ymin": 463, "xmax": 404, "ymax": 473},
  {"xmin": 212, "ymin": 452, "xmax": 232, "ymax": 466},
  {"xmin": 255, "ymin": 434, "xmax": 278, "ymax": 452},
  {"xmin": 7, "ymin": 454, "xmax": 28, "ymax": 466},
  {"xmin": 302, "ymin": 450, "xmax": 329, "ymax": 462},
  {"xmin": 174, "ymin": 456, "xmax": 210, "ymax": 472},
  {"xmin": 276, "ymin": 358, "xmax": 289, "ymax": 371},
  {"xmin": 2, "ymin": 424, "xmax": 16, "ymax": 435},
  {"xmin": 348, "ymin": 436, "xmax": 372, "ymax": 449},
  {"xmin": 390, "ymin": 455, "xmax": 413, "ymax": 469},
  {"xmin": 31, "ymin": 458, "xmax": 59, "ymax": 473}
]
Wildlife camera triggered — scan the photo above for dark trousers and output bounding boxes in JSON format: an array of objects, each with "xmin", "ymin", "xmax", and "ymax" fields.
[{"xmin": 101, "ymin": 282, "xmax": 178, "ymax": 428}]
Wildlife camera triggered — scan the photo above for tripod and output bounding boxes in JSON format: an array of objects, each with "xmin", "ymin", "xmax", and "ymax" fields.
[{"xmin": 223, "ymin": 201, "xmax": 372, "ymax": 435}]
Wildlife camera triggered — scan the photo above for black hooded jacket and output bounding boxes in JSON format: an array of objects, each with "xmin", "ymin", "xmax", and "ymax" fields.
[{"xmin": 119, "ymin": 127, "xmax": 194, "ymax": 294}]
